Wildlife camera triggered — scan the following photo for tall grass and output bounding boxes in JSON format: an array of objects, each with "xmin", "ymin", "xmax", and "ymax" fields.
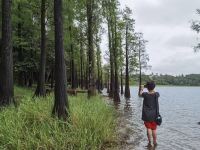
[{"xmin": 0, "ymin": 87, "xmax": 116, "ymax": 150}]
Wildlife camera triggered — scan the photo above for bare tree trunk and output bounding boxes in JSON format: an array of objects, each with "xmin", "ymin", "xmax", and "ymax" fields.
[
  {"xmin": 28, "ymin": 71, "xmax": 33, "ymax": 87},
  {"xmin": 100, "ymin": 69, "xmax": 103, "ymax": 90},
  {"xmin": 52, "ymin": 0, "xmax": 69, "ymax": 120},
  {"xmin": 87, "ymin": 0, "xmax": 96, "ymax": 97},
  {"xmin": 35, "ymin": 0, "xmax": 46, "ymax": 96},
  {"xmin": 69, "ymin": 24, "xmax": 76, "ymax": 89},
  {"xmin": 107, "ymin": 69, "xmax": 110, "ymax": 93},
  {"xmin": 80, "ymin": 31, "xmax": 84, "ymax": 89},
  {"xmin": 50, "ymin": 66, "xmax": 54, "ymax": 89},
  {"xmin": 138, "ymin": 42, "xmax": 142, "ymax": 96},
  {"xmin": 121, "ymin": 68, "xmax": 124, "ymax": 94},
  {"xmin": 0, "ymin": 0, "xmax": 14, "ymax": 106},
  {"xmin": 108, "ymin": 18, "xmax": 114, "ymax": 98},
  {"xmin": 125, "ymin": 24, "xmax": 130, "ymax": 98},
  {"xmin": 96, "ymin": 35, "xmax": 101, "ymax": 93},
  {"xmin": 17, "ymin": 2, "xmax": 24, "ymax": 86},
  {"xmin": 113, "ymin": 16, "xmax": 120, "ymax": 102}
]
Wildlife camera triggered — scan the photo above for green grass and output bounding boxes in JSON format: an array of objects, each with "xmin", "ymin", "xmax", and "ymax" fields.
[{"xmin": 0, "ymin": 87, "xmax": 117, "ymax": 150}]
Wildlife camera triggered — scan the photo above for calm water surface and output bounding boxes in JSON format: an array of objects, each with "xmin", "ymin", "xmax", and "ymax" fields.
[{"xmin": 107, "ymin": 86, "xmax": 200, "ymax": 150}]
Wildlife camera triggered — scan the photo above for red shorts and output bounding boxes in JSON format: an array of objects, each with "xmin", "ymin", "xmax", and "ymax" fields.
[{"xmin": 144, "ymin": 121, "xmax": 157, "ymax": 130}]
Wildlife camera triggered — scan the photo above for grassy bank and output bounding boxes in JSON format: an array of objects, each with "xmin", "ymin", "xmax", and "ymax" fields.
[{"xmin": 0, "ymin": 87, "xmax": 116, "ymax": 150}]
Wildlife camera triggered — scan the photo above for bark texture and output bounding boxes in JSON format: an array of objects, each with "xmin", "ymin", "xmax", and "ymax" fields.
[
  {"xmin": 52, "ymin": 0, "xmax": 69, "ymax": 120},
  {"xmin": 0, "ymin": 0, "xmax": 14, "ymax": 106}
]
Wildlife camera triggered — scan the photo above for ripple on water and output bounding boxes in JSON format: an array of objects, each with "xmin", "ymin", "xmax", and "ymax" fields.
[{"xmin": 104, "ymin": 86, "xmax": 200, "ymax": 150}]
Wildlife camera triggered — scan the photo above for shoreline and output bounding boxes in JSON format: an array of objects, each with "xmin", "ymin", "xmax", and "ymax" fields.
[{"xmin": 102, "ymin": 95, "xmax": 137, "ymax": 150}]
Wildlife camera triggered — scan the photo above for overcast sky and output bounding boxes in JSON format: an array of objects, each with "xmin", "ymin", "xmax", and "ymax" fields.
[{"xmin": 113, "ymin": 0, "xmax": 200, "ymax": 75}]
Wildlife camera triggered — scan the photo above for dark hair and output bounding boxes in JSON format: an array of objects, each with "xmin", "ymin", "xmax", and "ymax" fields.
[{"xmin": 145, "ymin": 81, "xmax": 156, "ymax": 91}]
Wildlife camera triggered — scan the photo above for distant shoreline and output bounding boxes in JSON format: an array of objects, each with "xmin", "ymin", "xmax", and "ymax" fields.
[
  {"xmin": 129, "ymin": 84, "xmax": 200, "ymax": 87},
  {"xmin": 130, "ymin": 74, "xmax": 200, "ymax": 87}
]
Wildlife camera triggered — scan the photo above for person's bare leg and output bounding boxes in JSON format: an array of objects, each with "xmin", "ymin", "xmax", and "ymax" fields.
[
  {"xmin": 146, "ymin": 129, "xmax": 152, "ymax": 147},
  {"xmin": 152, "ymin": 130, "xmax": 157, "ymax": 146}
]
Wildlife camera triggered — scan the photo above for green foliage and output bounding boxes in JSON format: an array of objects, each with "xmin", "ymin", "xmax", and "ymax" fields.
[
  {"xmin": 0, "ymin": 87, "xmax": 116, "ymax": 149},
  {"xmin": 191, "ymin": 9, "xmax": 200, "ymax": 52},
  {"xmin": 131, "ymin": 74, "xmax": 200, "ymax": 86}
]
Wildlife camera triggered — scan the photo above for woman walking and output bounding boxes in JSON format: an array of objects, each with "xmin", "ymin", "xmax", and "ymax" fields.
[{"xmin": 139, "ymin": 81, "xmax": 160, "ymax": 148}]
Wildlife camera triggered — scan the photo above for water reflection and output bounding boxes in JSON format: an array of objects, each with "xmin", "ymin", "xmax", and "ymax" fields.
[{"xmin": 124, "ymin": 98, "xmax": 132, "ymax": 112}]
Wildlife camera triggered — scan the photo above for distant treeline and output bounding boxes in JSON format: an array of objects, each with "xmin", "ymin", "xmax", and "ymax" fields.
[{"xmin": 131, "ymin": 74, "xmax": 200, "ymax": 86}]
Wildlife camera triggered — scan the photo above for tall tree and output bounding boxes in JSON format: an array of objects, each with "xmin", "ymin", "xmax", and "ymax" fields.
[
  {"xmin": 96, "ymin": 36, "xmax": 102, "ymax": 93},
  {"xmin": 102, "ymin": 0, "xmax": 115, "ymax": 98},
  {"xmin": 93, "ymin": 1, "xmax": 103, "ymax": 93},
  {"xmin": 16, "ymin": 1, "xmax": 24, "ymax": 86},
  {"xmin": 108, "ymin": 18, "xmax": 114, "ymax": 98},
  {"xmin": 123, "ymin": 7, "xmax": 134, "ymax": 99},
  {"xmin": 118, "ymin": 24, "xmax": 125, "ymax": 95},
  {"xmin": 52, "ymin": 0, "xmax": 69, "ymax": 120},
  {"xmin": 86, "ymin": 0, "xmax": 96, "ymax": 97},
  {"xmin": 119, "ymin": 28, "xmax": 125, "ymax": 95},
  {"xmin": 124, "ymin": 23, "xmax": 130, "ymax": 98},
  {"xmin": 67, "ymin": 0, "xmax": 76, "ymax": 89},
  {"xmin": 0, "ymin": 0, "xmax": 14, "ymax": 106},
  {"xmin": 35, "ymin": 0, "xmax": 47, "ymax": 96},
  {"xmin": 113, "ymin": 12, "xmax": 120, "ymax": 101},
  {"xmin": 135, "ymin": 33, "xmax": 150, "ymax": 95}
]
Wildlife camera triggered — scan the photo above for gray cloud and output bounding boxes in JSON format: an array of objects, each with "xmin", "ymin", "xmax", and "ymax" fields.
[
  {"xmin": 132, "ymin": 0, "xmax": 200, "ymax": 25},
  {"xmin": 118, "ymin": 0, "xmax": 200, "ymax": 75}
]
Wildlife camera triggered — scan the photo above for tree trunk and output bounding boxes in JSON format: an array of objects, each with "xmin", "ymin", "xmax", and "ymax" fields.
[
  {"xmin": 52, "ymin": 0, "xmax": 69, "ymax": 120},
  {"xmin": 69, "ymin": 25, "xmax": 76, "ymax": 89},
  {"xmin": 87, "ymin": 0, "xmax": 96, "ymax": 97},
  {"xmin": 28, "ymin": 71, "xmax": 33, "ymax": 87},
  {"xmin": 85, "ymin": 59, "xmax": 88, "ymax": 89},
  {"xmin": 96, "ymin": 35, "xmax": 101, "ymax": 93},
  {"xmin": 113, "ymin": 16, "xmax": 120, "ymax": 102},
  {"xmin": 17, "ymin": 2, "xmax": 24, "ymax": 86},
  {"xmin": 35, "ymin": 0, "xmax": 46, "ymax": 96},
  {"xmin": 125, "ymin": 24, "xmax": 130, "ymax": 98},
  {"xmin": 138, "ymin": 42, "xmax": 142, "ymax": 96},
  {"xmin": 100, "ymin": 69, "xmax": 103, "ymax": 90},
  {"xmin": 80, "ymin": 31, "xmax": 84, "ymax": 89},
  {"xmin": 0, "ymin": 0, "xmax": 14, "ymax": 106},
  {"xmin": 50, "ymin": 66, "xmax": 54, "ymax": 89},
  {"xmin": 108, "ymin": 18, "xmax": 114, "ymax": 98},
  {"xmin": 121, "ymin": 68, "xmax": 124, "ymax": 95},
  {"xmin": 107, "ymin": 69, "xmax": 110, "ymax": 93}
]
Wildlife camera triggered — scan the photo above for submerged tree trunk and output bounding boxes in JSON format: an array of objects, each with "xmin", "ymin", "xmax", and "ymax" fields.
[
  {"xmin": 52, "ymin": 0, "xmax": 69, "ymax": 120},
  {"xmin": 125, "ymin": 24, "xmax": 130, "ymax": 98},
  {"xmin": 35, "ymin": 0, "xmax": 46, "ymax": 96},
  {"xmin": 87, "ymin": 0, "xmax": 96, "ymax": 97},
  {"xmin": 0, "ymin": 0, "xmax": 14, "ymax": 106}
]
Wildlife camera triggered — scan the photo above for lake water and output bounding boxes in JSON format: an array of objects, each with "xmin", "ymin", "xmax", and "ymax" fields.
[{"xmin": 106, "ymin": 86, "xmax": 200, "ymax": 150}]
